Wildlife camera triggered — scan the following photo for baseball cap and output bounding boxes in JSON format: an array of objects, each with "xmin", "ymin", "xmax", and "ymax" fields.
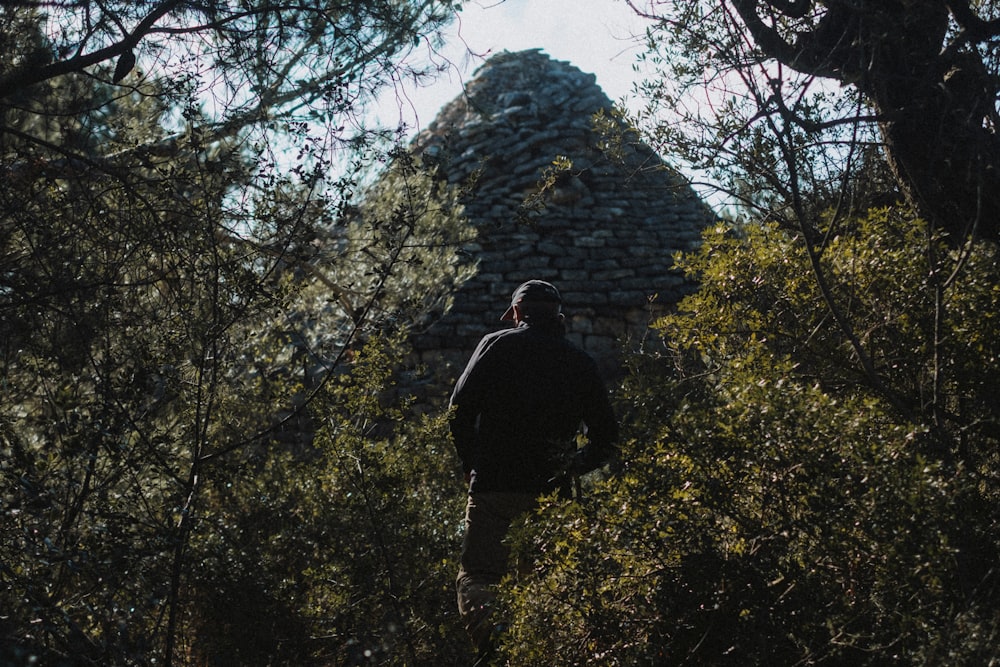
[{"xmin": 500, "ymin": 280, "xmax": 562, "ymax": 321}]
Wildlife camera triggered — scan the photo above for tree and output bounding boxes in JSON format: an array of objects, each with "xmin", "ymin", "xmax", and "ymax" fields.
[
  {"xmin": 0, "ymin": 2, "xmax": 472, "ymax": 665},
  {"xmin": 183, "ymin": 334, "xmax": 470, "ymax": 665},
  {"xmin": 491, "ymin": 3, "xmax": 1000, "ymax": 663},
  {"xmin": 499, "ymin": 211, "xmax": 1000, "ymax": 666},
  {"xmin": 616, "ymin": 0, "xmax": 1000, "ymax": 463},
  {"xmin": 627, "ymin": 1, "xmax": 1000, "ymax": 244}
]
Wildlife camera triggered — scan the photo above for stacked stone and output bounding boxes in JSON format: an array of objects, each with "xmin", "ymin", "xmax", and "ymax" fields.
[{"xmin": 408, "ymin": 49, "xmax": 714, "ymax": 380}]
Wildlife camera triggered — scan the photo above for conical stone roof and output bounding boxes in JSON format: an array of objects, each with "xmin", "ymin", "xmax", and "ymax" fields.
[{"xmin": 409, "ymin": 49, "xmax": 714, "ymax": 380}]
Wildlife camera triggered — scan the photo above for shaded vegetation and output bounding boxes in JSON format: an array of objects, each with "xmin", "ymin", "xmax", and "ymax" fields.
[
  {"xmin": 3, "ymin": 1, "xmax": 1000, "ymax": 666},
  {"xmin": 499, "ymin": 211, "xmax": 1000, "ymax": 665}
]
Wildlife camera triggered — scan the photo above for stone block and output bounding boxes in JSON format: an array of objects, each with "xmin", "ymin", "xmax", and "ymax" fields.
[
  {"xmin": 593, "ymin": 268, "xmax": 636, "ymax": 281},
  {"xmin": 537, "ymin": 241, "xmax": 568, "ymax": 256},
  {"xmin": 573, "ymin": 236, "xmax": 605, "ymax": 248},
  {"xmin": 558, "ymin": 269, "xmax": 589, "ymax": 281}
]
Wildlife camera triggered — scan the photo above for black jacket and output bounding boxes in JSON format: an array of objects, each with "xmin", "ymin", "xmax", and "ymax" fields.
[{"xmin": 449, "ymin": 317, "xmax": 618, "ymax": 494}]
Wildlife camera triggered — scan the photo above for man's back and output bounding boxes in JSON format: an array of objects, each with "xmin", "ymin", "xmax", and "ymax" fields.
[{"xmin": 450, "ymin": 318, "xmax": 617, "ymax": 493}]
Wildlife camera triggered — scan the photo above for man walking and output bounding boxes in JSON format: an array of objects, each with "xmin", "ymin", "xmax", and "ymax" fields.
[{"xmin": 449, "ymin": 279, "xmax": 618, "ymax": 662}]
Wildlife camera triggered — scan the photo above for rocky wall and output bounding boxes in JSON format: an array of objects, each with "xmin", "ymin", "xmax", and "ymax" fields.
[{"xmin": 406, "ymin": 49, "xmax": 714, "ymax": 384}]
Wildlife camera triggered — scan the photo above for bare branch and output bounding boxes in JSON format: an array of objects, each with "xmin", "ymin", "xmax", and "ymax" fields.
[
  {"xmin": 0, "ymin": 0, "xmax": 182, "ymax": 99},
  {"xmin": 947, "ymin": 0, "xmax": 1000, "ymax": 39}
]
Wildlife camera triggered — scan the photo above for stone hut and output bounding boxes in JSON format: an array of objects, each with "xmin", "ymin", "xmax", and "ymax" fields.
[{"xmin": 408, "ymin": 49, "xmax": 714, "ymax": 382}]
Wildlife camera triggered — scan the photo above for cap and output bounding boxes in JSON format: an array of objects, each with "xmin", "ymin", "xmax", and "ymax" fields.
[{"xmin": 500, "ymin": 280, "xmax": 562, "ymax": 321}]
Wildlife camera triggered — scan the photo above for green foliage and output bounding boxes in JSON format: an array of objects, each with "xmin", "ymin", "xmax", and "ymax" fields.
[
  {"xmin": 1, "ymin": 4, "xmax": 473, "ymax": 665},
  {"xmin": 184, "ymin": 334, "xmax": 468, "ymax": 665},
  {"xmin": 498, "ymin": 209, "xmax": 1000, "ymax": 665},
  {"xmin": 294, "ymin": 149, "xmax": 477, "ymax": 339}
]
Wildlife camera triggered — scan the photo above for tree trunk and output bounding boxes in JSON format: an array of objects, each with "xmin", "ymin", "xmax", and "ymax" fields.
[
  {"xmin": 733, "ymin": 0, "xmax": 1000, "ymax": 243},
  {"xmin": 861, "ymin": 16, "xmax": 1000, "ymax": 243}
]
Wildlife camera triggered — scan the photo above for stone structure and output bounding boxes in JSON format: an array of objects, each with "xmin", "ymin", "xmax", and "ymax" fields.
[{"xmin": 409, "ymin": 49, "xmax": 714, "ymax": 381}]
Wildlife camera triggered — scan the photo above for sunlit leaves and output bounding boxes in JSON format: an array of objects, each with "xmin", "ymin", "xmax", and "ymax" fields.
[{"xmin": 499, "ymin": 207, "xmax": 1000, "ymax": 665}]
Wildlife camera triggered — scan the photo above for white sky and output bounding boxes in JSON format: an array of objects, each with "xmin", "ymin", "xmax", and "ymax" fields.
[{"xmin": 376, "ymin": 0, "xmax": 656, "ymax": 136}]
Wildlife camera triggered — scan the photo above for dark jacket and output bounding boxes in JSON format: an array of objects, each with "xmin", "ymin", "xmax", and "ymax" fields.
[{"xmin": 449, "ymin": 317, "xmax": 618, "ymax": 494}]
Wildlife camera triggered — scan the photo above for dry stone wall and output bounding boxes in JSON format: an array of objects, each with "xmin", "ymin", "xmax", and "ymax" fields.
[{"xmin": 408, "ymin": 49, "xmax": 714, "ymax": 381}]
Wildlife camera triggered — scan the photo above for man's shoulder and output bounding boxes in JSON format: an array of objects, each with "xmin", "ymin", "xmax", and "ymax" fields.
[
  {"xmin": 564, "ymin": 341, "xmax": 600, "ymax": 371},
  {"xmin": 477, "ymin": 323, "xmax": 596, "ymax": 363},
  {"xmin": 529, "ymin": 327, "xmax": 601, "ymax": 370},
  {"xmin": 476, "ymin": 326, "xmax": 521, "ymax": 347},
  {"xmin": 467, "ymin": 326, "xmax": 524, "ymax": 361}
]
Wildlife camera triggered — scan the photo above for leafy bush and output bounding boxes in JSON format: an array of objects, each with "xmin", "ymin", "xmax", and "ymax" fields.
[
  {"xmin": 499, "ymin": 210, "xmax": 1000, "ymax": 665},
  {"xmin": 181, "ymin": 334, "xmax": 469, "ymax": 665}
]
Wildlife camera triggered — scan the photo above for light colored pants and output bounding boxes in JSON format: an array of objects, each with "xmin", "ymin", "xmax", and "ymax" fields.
[{"xmin": 456, "ymin": 491, "xmax": 538, "ymax": 649}]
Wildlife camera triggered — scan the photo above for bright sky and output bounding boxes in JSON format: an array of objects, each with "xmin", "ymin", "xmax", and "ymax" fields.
[{"xmin": 376, "ymin": 0, "xmax": 656, "ymax": 136}]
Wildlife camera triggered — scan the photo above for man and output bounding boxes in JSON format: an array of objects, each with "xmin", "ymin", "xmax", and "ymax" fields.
[{"xmin": 449, "ymin": 279, "xmax": 618, "ymax": 661}]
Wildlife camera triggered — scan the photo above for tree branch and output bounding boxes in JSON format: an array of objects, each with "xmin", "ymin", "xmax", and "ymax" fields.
[
  {"xmin": 946, "ymin": 0, "xmax": 1000, "ymax": 40},
  {"xmin": 765, "ymin": 0, "xmax": 812, "ymax": 19},
  {"xmin": 0, "ymin": 0, "xmax": 183, "ymax": 99},
  {"xmin": 730, "ymin": 0, "xmax": 802, "ymax": 63},
  {"xmin": 730, "ymin": 0, "xmax": 856, "ymax": 79}
]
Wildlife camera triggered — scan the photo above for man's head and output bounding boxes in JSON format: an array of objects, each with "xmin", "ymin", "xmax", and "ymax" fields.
[{"xmin": 500, "ymin": 280, "xmax": 562, "ymax": 322}]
